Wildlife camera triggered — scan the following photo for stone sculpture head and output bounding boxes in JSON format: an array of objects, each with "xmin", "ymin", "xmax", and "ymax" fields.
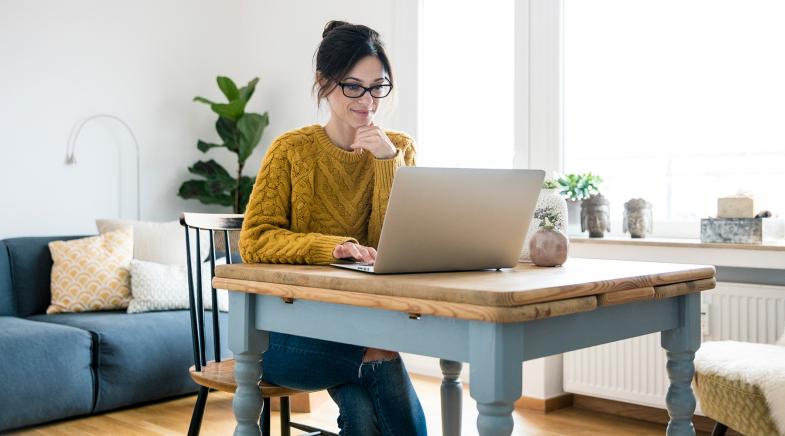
[
  {"xmin": 623, "ymin": 198, "xmax": 653, "ymax": 238},
  {"xmin": 581, "ymin": 194, "xmax": 611, "ymax": 238}
]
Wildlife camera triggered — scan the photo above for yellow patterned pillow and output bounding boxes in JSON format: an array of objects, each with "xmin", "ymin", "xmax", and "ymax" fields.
[{"xmin": 47, "ymin": 227, "xmax": 133, "ymax": 314}]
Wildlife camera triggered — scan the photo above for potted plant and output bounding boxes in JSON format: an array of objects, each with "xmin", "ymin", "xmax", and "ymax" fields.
[
  {"xmin": 557, "ymin": 172, "xmax": 603, "ymax": 234},
  {"xmin": 178, "ymin": 76, "xmax": 269, "ymax": 214},
  {"xmin": 520, "ymin": 178, "xmax": 568, "ymax": 261},
  {"xmin": 528, "ymin": 207, "xmax": 569, "ymax": 267}
]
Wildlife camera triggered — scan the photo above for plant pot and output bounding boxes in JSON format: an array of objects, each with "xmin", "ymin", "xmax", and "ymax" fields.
[
  {"xmin": 521, "ymin": 189, "xmax": 568, "ymax": 261},
  {"xmin": 566, "ymin": 199, "xmax": 582, "ymax": 235},
  {"xmin": 529, "ymin": 227, "xmax": 569, "ymax": 267}
]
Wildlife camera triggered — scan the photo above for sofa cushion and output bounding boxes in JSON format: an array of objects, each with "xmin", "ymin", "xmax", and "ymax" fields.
[
  {"xmin": 128, "ymin": 259, "xmax": 228, "ymax": 314},
  {"xmin": 0, "ymin": 236, "xmax": 87, "ymax": 317},
  {"xmin": 47, "ymin": 228, "xmax": 133, "ymax": 314},
  {"xmin": 29, "ymin": 310, "xmax": 230, "ymax": 412},
  {"xmin": 0, "ymin": 316, "xmax": 94, "ymax": 432}
]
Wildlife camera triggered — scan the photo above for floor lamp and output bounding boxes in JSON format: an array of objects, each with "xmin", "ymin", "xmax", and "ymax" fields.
[{"xmin": 64, "ymin": 114, "xmax": 142, "ymax": 220}]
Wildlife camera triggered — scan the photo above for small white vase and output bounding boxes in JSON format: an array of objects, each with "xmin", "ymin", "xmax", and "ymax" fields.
[
  {"xmin": 520, "ymin": 188, "xmax": 568, "ymax": 261},
  {"xmin": 566, "ymin": 199, "xmax": 582, "ymax": 235}
]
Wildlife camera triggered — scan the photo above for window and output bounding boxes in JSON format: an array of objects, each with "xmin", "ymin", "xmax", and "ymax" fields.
[
  {"xmin": 563, "ymin": 0, "xmax": 785, "ymax": 237},
  {"xmin": 419, "ymin": 0, "xmax": 515, "ymax": 168}
]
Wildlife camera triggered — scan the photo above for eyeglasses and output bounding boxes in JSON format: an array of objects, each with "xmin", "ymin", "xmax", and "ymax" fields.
[{"xmin": 337, "ymin": 82, "xmax": 393, "ymax": 99}]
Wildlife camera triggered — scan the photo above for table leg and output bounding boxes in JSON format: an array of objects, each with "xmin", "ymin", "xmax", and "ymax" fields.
[
  {"xmin": 440, "ymin": 359, "xmax": 463, "ymax": 436},
  {"xmin": 229, "ymin": 291, "xmax": 268, "ymax": 436},
  {"xmin": 661, "ymin": 293, "xmax": 701, "ymax": 436},
  {"xmin": 468, "ymin": 322, "xmax": 524, "ymax": 436}
]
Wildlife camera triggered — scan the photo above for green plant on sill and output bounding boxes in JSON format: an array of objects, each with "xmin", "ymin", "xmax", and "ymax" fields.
[
  {"xmin": 542, "ymin": 178, "xmax": 559, "ymax": 190},
  {"xmin": 534, "ymin": 206, "xmax": 563, "ymax": 230},
  {"xmin": 178, "ymin": 76, "xmax": 269, "ymax": 214},
  {"xmin": 557, "ymin": 172, "xmax": 603, "ymax": 202}
]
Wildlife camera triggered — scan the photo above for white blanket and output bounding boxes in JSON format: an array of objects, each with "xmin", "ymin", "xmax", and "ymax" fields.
[{"xmin": 695, "ymin": 336, "xmax": 785, "ymax": 435}]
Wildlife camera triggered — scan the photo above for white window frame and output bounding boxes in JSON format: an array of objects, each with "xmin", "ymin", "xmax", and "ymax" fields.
[
  {"xmin": 515, "ymin": 0, "xmax": 564, "ymax": 175},
  {"xmin": 391, "ymin": 0, "xmax": 563, "ymax": 174}
]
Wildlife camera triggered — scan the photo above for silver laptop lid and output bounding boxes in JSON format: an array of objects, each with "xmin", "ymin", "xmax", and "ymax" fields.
[{"xmin": 372, "ymin": 167, "xmax": 545, "ymax": 274}]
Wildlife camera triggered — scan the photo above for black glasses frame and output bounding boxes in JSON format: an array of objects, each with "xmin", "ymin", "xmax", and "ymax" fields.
[{"xmin": 337, "ymin": 82, "xmax": 393, "ymax": 99}]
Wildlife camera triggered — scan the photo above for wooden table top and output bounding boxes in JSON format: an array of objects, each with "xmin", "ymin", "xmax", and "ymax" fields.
[{"xmin": 214, "ymin": 258, "xmax": 715, "ymax": 323}]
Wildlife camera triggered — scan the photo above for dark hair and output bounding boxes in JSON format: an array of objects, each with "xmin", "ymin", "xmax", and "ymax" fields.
[{"xmin": 313, "ymin": 20, "xmax": 393, "ymax": 103}]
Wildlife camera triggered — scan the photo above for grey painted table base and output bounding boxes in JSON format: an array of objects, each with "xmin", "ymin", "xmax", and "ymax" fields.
[{"xmin": 228, "ymin": 291, "xmax": 700, "ymax": 436}]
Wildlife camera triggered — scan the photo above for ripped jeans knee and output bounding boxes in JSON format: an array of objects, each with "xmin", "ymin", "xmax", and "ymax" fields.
[
  {"xmin": 358, "ymin": 348, "xmax": 400, "ymax": 378},
  {"xmin": 362, "ymin": 347, "xmax": 399, "ymax": 363}
]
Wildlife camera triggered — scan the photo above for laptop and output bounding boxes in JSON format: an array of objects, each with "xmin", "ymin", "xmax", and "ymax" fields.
[{"xmin": 331, "ymin": 167, "xmax": 545, "ymax": 274}]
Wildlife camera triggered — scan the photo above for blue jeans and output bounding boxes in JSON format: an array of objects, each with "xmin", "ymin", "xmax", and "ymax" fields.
[{"xmin": 260, "ymin": 332, "xmax": 427, "ymax": 436}]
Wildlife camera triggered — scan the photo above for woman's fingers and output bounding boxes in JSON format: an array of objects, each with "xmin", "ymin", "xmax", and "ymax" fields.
[
  {"xmin": 350, "ymin": 243, "xmax": 375, "ymax": 263},
  {"xmin": 356, "ymin": 245, "xmax": 374, "ymax": 263},
  {"xmin": 334, "ymin": 242, "xmax": 376, "ymax": 264}
]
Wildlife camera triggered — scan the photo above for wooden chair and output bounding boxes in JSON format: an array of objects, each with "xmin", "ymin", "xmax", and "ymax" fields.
[{"xmin": 180, "ymin": 213, "xmax": 336, "ymax": 436}]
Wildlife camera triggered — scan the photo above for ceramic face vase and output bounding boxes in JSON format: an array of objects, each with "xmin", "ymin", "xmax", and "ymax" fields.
[{"xmin": 521, "ymin": 188, "xmax": 568, "ymax": 261}]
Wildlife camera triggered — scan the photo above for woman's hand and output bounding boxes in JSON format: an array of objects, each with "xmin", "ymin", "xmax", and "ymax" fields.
[
  {"xmin": 351, "ymin": 123, "xmax": 397, "ymax": 159},
  {"xmin": 333, "ymin": 241, "xmax": 377, "ymax": 264}
]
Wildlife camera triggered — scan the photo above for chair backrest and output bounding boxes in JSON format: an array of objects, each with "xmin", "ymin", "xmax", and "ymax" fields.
[{"xmin": 180, "ymin": 212, "xmax": 244, "ymax": 371}]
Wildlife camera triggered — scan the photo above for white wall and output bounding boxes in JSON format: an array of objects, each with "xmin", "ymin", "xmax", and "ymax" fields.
[{"xmin": 0, "ymin": 0, "xmax": 404, "ymax": 239}]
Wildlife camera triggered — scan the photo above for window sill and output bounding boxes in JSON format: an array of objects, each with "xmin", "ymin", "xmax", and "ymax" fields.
[
  {"xmin": 569, "ymin": 235, "xmax": 785, "ymax": 252},
  {"xmin": 568, "ymin": 234, "xmax": 785, "ymax": 270}
]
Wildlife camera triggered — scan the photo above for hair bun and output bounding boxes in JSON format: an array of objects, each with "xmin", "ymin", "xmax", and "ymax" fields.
[{"xmin": 322, "ymin": 20, "xmax": 350, "ymax": 38}]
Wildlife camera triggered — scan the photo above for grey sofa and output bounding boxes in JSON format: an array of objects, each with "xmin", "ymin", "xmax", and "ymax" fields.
[{"xmin": 0, "ymin": 235, "xmax": 229, "ymax": 432}]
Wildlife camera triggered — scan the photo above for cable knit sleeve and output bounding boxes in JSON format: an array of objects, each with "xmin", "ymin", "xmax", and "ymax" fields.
[
  {"xmin": 367, "ymin": 132, "xmax": 417, "ymax": 248},
  {"xmin": 239, "ymin": 138, "xmax": 357, "ymax": 264}
]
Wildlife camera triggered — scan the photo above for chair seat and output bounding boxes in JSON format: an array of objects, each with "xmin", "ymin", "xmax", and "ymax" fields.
[
  {"xmin": 190, "ymin": 359, "xmax": 315, "ymax": 398},
  {"xmin": 694, "ymin": 371, "xmax": 779, "ymax": 436}
]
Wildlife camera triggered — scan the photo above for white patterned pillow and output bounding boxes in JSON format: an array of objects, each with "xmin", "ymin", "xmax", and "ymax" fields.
[
  {"xmin": 96, "ymin": 219, "xmax": 211, "ymax": 266},
  {"xmin": 127, "ymin": 259, "xmax": 228, "ymax": 314}
]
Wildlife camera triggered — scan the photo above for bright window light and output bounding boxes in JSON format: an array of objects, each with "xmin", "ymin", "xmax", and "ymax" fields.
[
  {"xmin": 419, "ymin": 0, "xmax": 515, "ymax": 168},
  {"xmin": 564, "ymin": 0, "xmax": 785, "ymax": 235}
]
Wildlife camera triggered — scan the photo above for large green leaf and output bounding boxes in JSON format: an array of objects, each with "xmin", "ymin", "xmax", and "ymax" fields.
[
  {"xmin": 188, "ymin": 160, "xmax": 236, "ymax": 190},
  {"xmin": 216, "ymin": 117, "xmax": 240, "ymax": 153},
  {"xmin": 197, "ymin": 140, "xmax": 223, "ymax": 153},
  {"xmin": 178, "ymin": 180, "xmax": 234, "ymax": 206},
  {"xmin": 238, "ymin": 78, "xmax": 259, "ymax": 104},
  {"xmin": 216, "ymin": 76, "xmax": 239, "ymax": 101},
  {"xmin": 237, "ymin": 112, "xmax": 269, "ymax": 164},
  {"xmin": 209, "ymin": 99, "xmax": 245, "ymax": 121},
  {"xmin": 193, "ymin": 96, "xmax": 216, "ymax": 105}
]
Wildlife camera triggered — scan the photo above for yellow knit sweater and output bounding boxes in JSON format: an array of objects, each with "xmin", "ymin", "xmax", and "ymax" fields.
[{"xmin": 239, "ymin": 124, "xmax": 416, "ymax": 265}]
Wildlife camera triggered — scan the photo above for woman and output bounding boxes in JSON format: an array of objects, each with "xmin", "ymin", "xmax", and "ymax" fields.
[{"xmin": 238, "ymin": 20, "xmax": 426, "ymax": 436}]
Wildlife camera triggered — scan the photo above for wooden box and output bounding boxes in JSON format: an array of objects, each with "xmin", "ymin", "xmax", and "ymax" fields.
[{"xmin": 717, "ymin": 196, "xmax": 755, "ymax": 218}]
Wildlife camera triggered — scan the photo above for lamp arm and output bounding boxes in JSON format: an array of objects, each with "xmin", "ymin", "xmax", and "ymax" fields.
[{"xmin": 65, "ymin": 114, "xmax": 141, "ymax": 220}]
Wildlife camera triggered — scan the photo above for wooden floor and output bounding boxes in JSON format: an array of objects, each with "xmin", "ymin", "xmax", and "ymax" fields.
[{"xmin": 12, "ymin": 375, "xmax": 670, "ymax": 436}]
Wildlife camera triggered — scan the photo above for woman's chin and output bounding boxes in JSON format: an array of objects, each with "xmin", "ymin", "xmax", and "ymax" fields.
[
  {"xmin": 351, "ymin": 119, "xmax": 373, "ymax": 128},
  {"xmin": 349, "ymin": 112, "xmax": 373, "ymax": 126}
]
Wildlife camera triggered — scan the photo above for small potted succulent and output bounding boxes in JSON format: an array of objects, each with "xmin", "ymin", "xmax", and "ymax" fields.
[{"xmin": 529, "ymin": 207, "xmax": 569, "ymax": 267}]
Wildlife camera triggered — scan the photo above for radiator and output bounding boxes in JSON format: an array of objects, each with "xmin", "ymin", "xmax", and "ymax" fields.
[{"xmin": 563, "ymin": 282, "xmax": 785, "ymax": 410}]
